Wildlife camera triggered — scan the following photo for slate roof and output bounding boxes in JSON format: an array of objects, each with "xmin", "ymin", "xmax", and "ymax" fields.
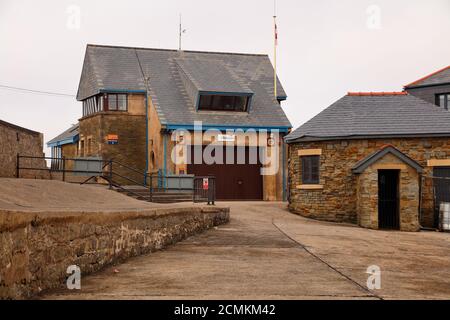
[
  {"xmin": 47, "ymin": 124, "xmax": 79, "ymax": 146},
  {"xmin": 77, "ymin": 44, "xmax": 291, "ymax": 130},
  {"xmin": 405, "ymin": 65, "xmax": 450, "ymax": 88},
  {"xmin": 352, "ymin": 145, "xmax": 423, "ymax": 174},
  {"xmin": 285, "ymin": 92, "xmax": 450, "ymax": 143},
  {"xmin": 175, "ymin": 58, "xmax": 253, "ymax": 94}
]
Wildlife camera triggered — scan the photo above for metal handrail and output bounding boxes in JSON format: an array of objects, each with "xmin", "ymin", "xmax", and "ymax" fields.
[{"xmin": 16, "ymin": 154, "xmax": 216, "ymax": 204}]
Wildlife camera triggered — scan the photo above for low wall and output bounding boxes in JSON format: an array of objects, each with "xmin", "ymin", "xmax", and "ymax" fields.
[{"xmin": 0, "ymin": 206, "xmax": 229, "ymax": 299}]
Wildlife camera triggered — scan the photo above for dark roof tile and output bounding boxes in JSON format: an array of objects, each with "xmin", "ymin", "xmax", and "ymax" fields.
[{"xmin": 286, "ymin": 93, "xmax": 450, "ymax": 143}]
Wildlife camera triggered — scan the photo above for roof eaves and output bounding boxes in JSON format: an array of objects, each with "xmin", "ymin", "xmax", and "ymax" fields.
[
  {"xmin": 404, "ymin": 65, "xmax": 450, "ymax": 88},
  {"xmin": 285, "ymin": 133, "xmax": 450, "ymax": 144}
]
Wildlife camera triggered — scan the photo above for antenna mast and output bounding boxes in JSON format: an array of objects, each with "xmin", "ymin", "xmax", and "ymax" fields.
[
  {"xmin": 178, "ymin": 14, "xmax": 186, "ymax": 51},
  {"xmin": 273, "ymin": 0, "xmax": 278, "ymax": 99}
]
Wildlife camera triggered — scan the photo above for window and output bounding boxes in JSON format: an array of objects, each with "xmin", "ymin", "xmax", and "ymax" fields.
[
  {"xmin": 198, "ymin": 94, "xmax": 250, "ymax": 112},
  {"xmin": 87, "ymin": 138, "xmax": 92, "ymax": 155},
  {"xmin": 82, "ymin": 95, "xmax": 104, "ymax": 117},
  {"xmin": 301, "ymin": 156, "xmax": 320, "ymax": 184},
  {"xmin": 436, "ymin": 93, "xmax": 450, "ymax": 110},
  {"xmin": 106, "ymin": 94, "xmax": 127, "ymax": 111},
  {"xmin": 80, "ymin": 139, "xmax": 85, "ymax": 157}
]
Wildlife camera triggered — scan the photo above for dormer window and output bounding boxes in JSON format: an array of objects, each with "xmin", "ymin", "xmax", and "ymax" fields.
[
  {"xmin": 436, "ymin": 93, "xmax": 450, "ymax": 110},
  {"xmin": 198, "ymin": 94, "xmax": 250, "ymax": 112}
]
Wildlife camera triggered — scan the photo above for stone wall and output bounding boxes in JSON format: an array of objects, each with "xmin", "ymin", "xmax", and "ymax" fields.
[
  {"xmin": 288, "ymin": 137, "xmax": 450, "ymax": 228},
  {"xmin": 0, "ymin": 120, "xmax": 47, "ymax": 179},
  {"xmin": 0, "ymin": 206, "xmax": 229, "ymax": 299},
  {"xmin": 79, "ymin": 111, "xmax": 147, "ymax": 184}
]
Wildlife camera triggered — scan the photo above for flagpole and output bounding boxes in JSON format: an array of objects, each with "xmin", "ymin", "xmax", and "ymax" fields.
[
  {"xmin": 179, "ymin": 14, "xmax": 182, "ymax": 51},
  {"xmin": 273, "ymin": 0, "xmax": 278, "ymax": 99}
]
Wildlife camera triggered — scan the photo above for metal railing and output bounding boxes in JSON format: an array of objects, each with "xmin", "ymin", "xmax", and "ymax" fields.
[
  {"xmin": 16, "ymin": 154, "xmax": 216, "ymax": 204},
  {"xmin": 193, "ymin": 176, "xmax": 216, "ymax": 205}
]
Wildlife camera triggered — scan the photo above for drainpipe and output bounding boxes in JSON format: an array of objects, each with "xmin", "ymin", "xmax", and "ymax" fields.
[
  {"xmin": 163, "ymin": 132, "xmax": 167, "ymax": 188},
  {"xmin": 144, "ymin": 91, "xmax": 149, "ymax": 185},
  {"xmin": 282, "ymin": 135, "xmax": 286, "ymax": 201}
]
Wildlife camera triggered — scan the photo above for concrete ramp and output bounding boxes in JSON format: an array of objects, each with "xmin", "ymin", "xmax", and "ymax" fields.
[
  {"xmin": 0, "ymin": 178, "xmax": 175, "ymax": 212},
  {"xmin": 0, "ymin": 178, "xmax": 229, "ymax": 299}
]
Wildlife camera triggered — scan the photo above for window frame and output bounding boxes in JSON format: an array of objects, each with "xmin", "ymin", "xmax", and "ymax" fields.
[
  {"xmin": 105, "ymin": 93, "xmax": 128, "ymax": 112},
  {"xmin": 436, "ymin": 93, "xmax": 450, "ymax": 110},
  {"xmin": 301, "ymin": 155, "xmax": 320, "ymax": 185},
  {"xmin": 197, "ymin": 93, "xmax": 251, "ymax": 112}
]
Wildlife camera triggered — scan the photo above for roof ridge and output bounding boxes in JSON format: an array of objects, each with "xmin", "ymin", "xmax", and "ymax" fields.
[
  {"xmin": 404, "ymin": 65, "xmax": 450, "ymax": 88},
  {"xmin": 86, "ymin": 44, "xmax": 268, "ymax": 57},
  {"xmin": 347, "ymin": 92, "xmax": 408, "ymax": 96}
]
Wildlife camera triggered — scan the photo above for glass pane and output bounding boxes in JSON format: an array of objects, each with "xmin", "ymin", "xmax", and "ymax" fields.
[
  {"xmin": 446, "ymin": 94, "xmax": 450, "ymax": 110},
  {"xmin": 302, "ymin": 157, "xmax": 311, "ymax": 183},
  {"xmin": 108, "ymin": 94, "xmax": 117, "ymax": 110},
  {"xmin": 439, "ymin": 95, "xmax": 445, "ymax": 107},
  {"xmin": 199, "ymin": 94, "xmax": 249, "ymax": 111},
  {"xmin": 234, "ymin": 96, "xmax": 248, "ymax": 111},
  {"xmin": 219, "ymin": 96, "xmax": 235, "ymax": 110},
  {"xmin": 199, "ymin": 95, "xmax": 213, "ymax": 108},
  {"xmin": 117, "ymin": 94, "xmax": 127, "ymax": 111}
]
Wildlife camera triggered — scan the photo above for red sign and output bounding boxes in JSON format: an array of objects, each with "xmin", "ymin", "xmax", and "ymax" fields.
[{"xmin": 203, "ymin": 178, "xmax": 209, "ymax": 190}]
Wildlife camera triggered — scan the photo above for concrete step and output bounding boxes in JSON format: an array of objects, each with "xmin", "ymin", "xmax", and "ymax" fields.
[{"xmin": 113, "ymin": 185, "xmax": 194, "ymax": 204}]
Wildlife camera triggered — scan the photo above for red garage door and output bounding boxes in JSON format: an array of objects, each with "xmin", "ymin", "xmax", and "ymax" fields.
[{"xmin": 187, "ymin": 146, "xmax": 263, "ymax": 200}]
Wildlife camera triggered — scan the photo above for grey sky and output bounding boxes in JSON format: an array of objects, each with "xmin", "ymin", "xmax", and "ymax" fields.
[{"xmin": 1, "ymin": 0, "xmax": 449, "ymax": 156}]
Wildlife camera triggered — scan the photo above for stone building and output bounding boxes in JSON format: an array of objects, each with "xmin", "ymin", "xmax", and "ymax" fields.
[
  {"xmin": 285, "ymin": 65, "xmax": 450, "ymax": 231},
  {"xmin": 48, "ymin": 44, "xmax": 291, "ymax": 200},
  {"xmin": 0, "ymin": 119, "xmax": 47, "ymax": 178},
  {"xmin": 47, "ymin": 124, "xmax": 79, "ymax": 159}
]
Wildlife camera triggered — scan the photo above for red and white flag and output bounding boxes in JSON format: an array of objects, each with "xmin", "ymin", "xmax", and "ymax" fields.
[{"xmin": 274, "ymin": 21, "xmax": 278, "ymax": 46}]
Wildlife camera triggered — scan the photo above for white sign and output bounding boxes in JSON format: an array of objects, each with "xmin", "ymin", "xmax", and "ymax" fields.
[{"xmin": 218, "ymin": 134, "xmax": 236, "ymax": 142}]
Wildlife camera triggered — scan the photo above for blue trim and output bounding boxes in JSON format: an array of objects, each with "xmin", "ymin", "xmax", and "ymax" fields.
[
  {"xmin": 247, "ymin": 95, "xmax": 254, "ymax": 113},
  {"xmin": 282, "ymin": 139, "xmax": 286, "ymax": 201},
  {"xmin": 99, "ymin": 89, "xmax": 147, "ymax": 94},
  {"xmin": 198, "ymin": 91, "xmax": 254, "ymax": 97},
  {"xmin": 164, "ymin": 123, "xmax": 291, "ymax": 133},
  {"xmin": 163, "ymin": 133, "xmax": 167, "ymax": 188},
  {"xmin": 47, "ymin": 135, "xmax": 79, "ymax": 148},
  {"xmin": 195, "ymin": 93, "xmax": 201, "ymax": 112}
]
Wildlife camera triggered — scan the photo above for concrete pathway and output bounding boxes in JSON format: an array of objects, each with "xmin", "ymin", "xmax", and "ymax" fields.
[{"xmin": 42, "ymin": 202, "xmax": 450, "ymax": 300}]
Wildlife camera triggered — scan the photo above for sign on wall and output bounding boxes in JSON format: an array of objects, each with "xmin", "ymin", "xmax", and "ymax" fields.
[
  {"xmin": 218, "ymin": 134, "xmax": 236, "ymax": 142},
  {"xmin": 203, "ymin": 178, "xmax": 209, "ymax": 190},
  {"xmin": 107, "ymin": 134, "xmax": 119, "ymax": 145}
]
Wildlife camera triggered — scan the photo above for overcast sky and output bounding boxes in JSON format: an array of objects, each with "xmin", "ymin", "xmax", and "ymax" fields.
[{"xmin": 1, "ymin": 0, "xmax": 449, "ymax": 156}]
